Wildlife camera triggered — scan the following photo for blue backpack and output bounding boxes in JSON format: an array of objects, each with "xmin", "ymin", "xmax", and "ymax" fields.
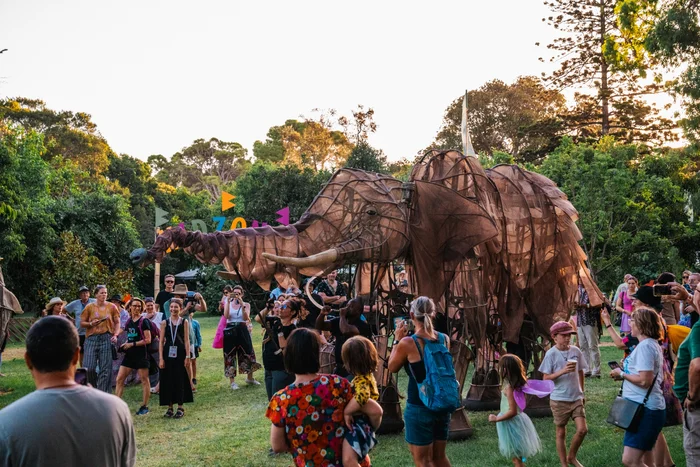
[{"xmin": 411, "ymin": 333, "xmax": 461, "ymax": 413}]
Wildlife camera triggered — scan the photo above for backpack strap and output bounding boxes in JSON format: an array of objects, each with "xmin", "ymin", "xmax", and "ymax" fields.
[
  {"xmin": 411, "ymin": 334, "xmax": 424, "ymax": 360},
  {"xmin": 136, "ymin": 317, "xmax": 149, "ymax": 356}
]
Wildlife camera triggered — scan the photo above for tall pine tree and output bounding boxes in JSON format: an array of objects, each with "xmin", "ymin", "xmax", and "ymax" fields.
[{"xmin": 540, "ymin": 0, "xmax": 676, "ymax": 144}]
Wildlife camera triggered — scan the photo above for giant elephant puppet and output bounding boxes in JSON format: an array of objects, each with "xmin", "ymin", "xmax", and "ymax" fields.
[
  {"xmin": 0, "ymin": 258, "xmax": 24, "ymax": 357},
  {"xmin": 131, "ymin": 149, "xmax": 605, "ymax": 437}
]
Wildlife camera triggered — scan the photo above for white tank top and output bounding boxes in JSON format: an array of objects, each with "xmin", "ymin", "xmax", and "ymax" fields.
[{"xmin": 226, "ymin": 302, "xmax": 245, "ymax": 324}]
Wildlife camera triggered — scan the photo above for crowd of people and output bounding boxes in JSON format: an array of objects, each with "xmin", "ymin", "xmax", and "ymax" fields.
[
  {"xmin": 568, "ymin": 271, "xmax": 699, "ymax": 467},
  {"xmin": 0, "ymin": 267, "xmax": 699, "ymax": 467}
]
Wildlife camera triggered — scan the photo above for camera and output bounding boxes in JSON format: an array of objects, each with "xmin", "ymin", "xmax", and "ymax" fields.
[
  {"xmin": 185, "ymin": 291, "xmax": 199, "ymax": 307},
  {"xmin": 393, "ymin": 316, "xmax": 415, "ymax": 335},
  {"xmin": 653, "ymin": 284, "xmax": 673, "ymax": 296}
]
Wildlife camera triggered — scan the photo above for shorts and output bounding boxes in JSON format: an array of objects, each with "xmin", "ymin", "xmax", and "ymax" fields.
[
  {"xmin": 194, "ymin": 346, "xmax": 199, "ymax": 358},
  {"xmin": 79, "ymin": 335, "xmax": 86, "ymax": 352},
  {"xmin": 121, "ymin": 351, "xmax": 150, "ymax": 370},
  {"xmin": 404, "ymin": 402, "xmax": 451, "ymax": 446},
  {"xmin": 624, "ymin": 407, "xmax": 666, "ymax": 451},
  {"xmin": 550, "ymin": 399, "xmax": 586, "ymax": 426},
  {"xmin": 190, "ymin": 344, "xmax": 196, "ymax": 359}
]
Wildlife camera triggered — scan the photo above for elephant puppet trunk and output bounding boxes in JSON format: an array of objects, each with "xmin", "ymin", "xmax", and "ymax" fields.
[{"xmin": 130, "ymin": 226, "xmax": 307, "ymax": 285}]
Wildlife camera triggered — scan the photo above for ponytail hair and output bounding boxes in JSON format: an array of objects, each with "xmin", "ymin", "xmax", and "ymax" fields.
[{"xmin": 411, "ymin": 296, "xmax": 436, "ymax": 335}]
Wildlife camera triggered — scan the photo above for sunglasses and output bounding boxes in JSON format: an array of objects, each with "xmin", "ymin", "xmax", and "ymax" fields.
[
  {"xmin": 280, "ymin": 305, "xmax": 288, "ymax": 309},
  {"xmin": 683, "ymin": 276, "xmax": 690, "ymax": 279},
  {"xmin": 165, "ymin": 280, "xmax": 175, "ymax": 283}
]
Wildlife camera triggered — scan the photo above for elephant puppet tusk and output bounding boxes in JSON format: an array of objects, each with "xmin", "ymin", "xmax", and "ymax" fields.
[
  {"xmin": 262, "ymin": 249, "xmax": 338, "ymax": 268},
  {"xmin": 304, "ymin": 276, "xmax": 325, "ymax": 310}
]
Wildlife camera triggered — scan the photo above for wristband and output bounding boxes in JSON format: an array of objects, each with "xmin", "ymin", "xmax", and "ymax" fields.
[{"xmin": 606, "ymin": 324, "xmax": 612, "ymax": 329}]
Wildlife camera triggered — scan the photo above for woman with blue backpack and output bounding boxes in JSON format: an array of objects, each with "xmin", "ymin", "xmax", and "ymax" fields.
[{"xmin": 388, "ymin": 296, "xmax": 460, "ymax": 467}]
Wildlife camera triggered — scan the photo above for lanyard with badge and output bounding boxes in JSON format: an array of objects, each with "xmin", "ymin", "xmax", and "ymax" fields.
[{"xmin": 168, "ymin": 318, "xmax": 180, "ymax": 358}]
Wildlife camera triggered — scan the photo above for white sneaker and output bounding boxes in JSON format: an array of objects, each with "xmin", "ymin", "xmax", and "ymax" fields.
[
  {"xmin": 245, "ymin": 378, "xmax": 260, "ymax": 386},
  {"xmin": 230, "ymin": 382, "xmax": 239, "ymax": 390}
]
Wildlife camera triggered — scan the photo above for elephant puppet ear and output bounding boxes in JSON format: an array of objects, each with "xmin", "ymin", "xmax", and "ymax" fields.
[{"xmin": 408, "ymin": 181, "xmax": 499, "ymax": 300}]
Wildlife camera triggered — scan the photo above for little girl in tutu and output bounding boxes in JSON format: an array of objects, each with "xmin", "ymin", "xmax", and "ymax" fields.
[{"xmin": 489, "ymin": 354, "xmax": 550, "ymax": 466}]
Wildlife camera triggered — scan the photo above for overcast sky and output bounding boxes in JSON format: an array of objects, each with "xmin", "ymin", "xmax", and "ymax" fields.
[{"xmin": 0, "ymin": 0, "xmax": 564, "ymax": 162}]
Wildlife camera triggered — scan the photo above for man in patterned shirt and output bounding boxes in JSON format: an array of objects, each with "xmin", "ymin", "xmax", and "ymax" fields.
[
  {"xmin": 314, "ymin": 270, "xmax": 348, "ymax": 310},
  {"xmin": 575, "ymin": 282, "xmax": 601, "ymax": 377}
]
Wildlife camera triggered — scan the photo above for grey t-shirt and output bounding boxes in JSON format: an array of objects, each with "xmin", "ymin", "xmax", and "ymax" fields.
[
  {"xmin": 539, "ymin": 345, "xmax": 587, "ymax": 402},
  {"xmin": 0, "ymin": 385, "xmax": 136, "ymax": 467},
  {"xmin": 622, "ymin": 337, "xmax": 665, "ymax": 410}
]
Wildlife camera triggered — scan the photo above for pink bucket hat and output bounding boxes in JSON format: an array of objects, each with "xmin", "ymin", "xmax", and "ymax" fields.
[{"xmin": 550, "ymin": 321, "xmax": 576, "ymax": 337}]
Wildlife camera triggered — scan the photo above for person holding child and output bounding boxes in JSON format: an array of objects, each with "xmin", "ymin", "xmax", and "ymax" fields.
[
  {"xmin": 341, "ymin": 336, "xmax": 383, "ymax": 467},
  {"xmin": 158, "ymin": 298, "xmax": 193, "ymax": 418},
  {"xmin": 488, "ymin": 354, "xmax": 543, "ymax": 467},
  {"xmin": 266, "ymin": 327, "xmax": 370, "ymax": 466},
  {"xmin": 539, "ymin": 321, "xmax": 588, "ymax": 467}
]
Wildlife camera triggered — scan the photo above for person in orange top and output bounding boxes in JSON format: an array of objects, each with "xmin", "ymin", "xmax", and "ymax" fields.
[{"xmin": 80, "ymin": 285, "xmax": 121, "ymax": 393}]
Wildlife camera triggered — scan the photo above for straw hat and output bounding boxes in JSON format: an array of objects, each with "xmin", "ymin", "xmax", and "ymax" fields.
[
  {"xmin": 173, "ymin": 284, "xmax": 189, "ymax": 296},
  {"xmin": 44, "ymin": 297, "xmax": 66, "ymax": 314}
]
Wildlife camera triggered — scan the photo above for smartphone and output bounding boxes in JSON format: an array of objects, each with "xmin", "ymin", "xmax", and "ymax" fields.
[
  {"xmin": 394, "ymin": 316, "xmax": 415, "ymax": 334},
  {"xmin": 608, "ymin": 361, "xmax": 621, "ymax": 370},
  {"xmin": 653, "ymin": 284, "xmax": 673, "ymax": 296},
  {"xmin": 75, "ymin": 368, "xmax": 88, "ymax": 385}
]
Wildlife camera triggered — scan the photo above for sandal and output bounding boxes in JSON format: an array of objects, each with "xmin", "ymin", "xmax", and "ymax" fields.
[
  {"xmin": 164, "ymin": 408, "xmax": 174, "ymax": 418},
  {"xmin": 174, "ymin": 408, "xmax": 185, "ymax": 419}
]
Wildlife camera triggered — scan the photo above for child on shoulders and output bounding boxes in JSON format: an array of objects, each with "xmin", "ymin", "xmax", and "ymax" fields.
[{"xmin": 341, "ymin": 336, "xmax": 383, "ymax": 467}]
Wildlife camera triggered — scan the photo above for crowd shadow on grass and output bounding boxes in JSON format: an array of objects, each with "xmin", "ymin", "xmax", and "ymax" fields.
[{"xmin": 0, "ymin": 317, "xmax": 688, "ymax": 466}]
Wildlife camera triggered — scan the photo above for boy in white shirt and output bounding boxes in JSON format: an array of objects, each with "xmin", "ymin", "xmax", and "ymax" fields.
[{"xmin": 539, "ymin": 321, "xmax": 588, "ymax": 467}]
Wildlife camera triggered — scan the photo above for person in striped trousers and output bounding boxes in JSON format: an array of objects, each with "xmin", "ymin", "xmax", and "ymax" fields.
[{"xmin": 80, "ymin": 285, "xmax": 121, "ymax": 392}]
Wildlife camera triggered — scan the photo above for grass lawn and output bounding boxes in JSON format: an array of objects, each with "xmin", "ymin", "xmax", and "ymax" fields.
[{"xmin": 0, "ymin": 315, "xmax": 687, "ymax": 466}]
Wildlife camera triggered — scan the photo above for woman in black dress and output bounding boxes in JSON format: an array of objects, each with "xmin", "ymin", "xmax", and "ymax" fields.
[
  {"xmin": 116, "ymin": 298, "xmax": 152, "ymax": 416},
  {"xmin": 158, "ymin": 298, "xmax": 193, "ymax": 418}
]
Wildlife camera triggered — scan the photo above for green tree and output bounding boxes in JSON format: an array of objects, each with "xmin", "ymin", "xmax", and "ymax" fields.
[
  {"xmin": 51, "ymin": 191, "xmax": 141, "ymax": 270},
  {"xmin": 387, "ymin": 159, "xmax": 413, "ymax": 181},
  {"xmin": 234, "ymin": 163, "xmax": 331, "ymax": 225},
  {"xmin": 280, "ymin": 119, "xmax": 353, "ymax": 171},
  {"xmin": 432, "ymin": 77, "xmax": 567, "ymax": 162},
  {"xmin": 536, "ymin": 137, "xmax": 700, "ymax": 291},
  {"xmin": 344, "ymin": 142, "xmax": 388, "ymax": 173},
  {"xmin": 338, "ymin": 105, "xmax": 378, "ymax": 144},
  {"xmin": 152, "ymin": 138, "xmax": 251, "ymax": 203},
  {"xmin": 38, "ymin": 231, "xmax": 134, "ymax": 308},
  {"xmin": 252, "ymin": 123, "xmax": 297, "ymax": 164},
  {"xmin": 539, "ymin": 0, "xmax": 676, "ymax": 143},
  {"xmin": 0, "ymin": 98, "xmax": 113, "ymax": 174},
  {"xmin": 633, "ymin": 0, "xmax": 700, "ymax": 142},
  {"xmin": 106, "ymin": 153, "xmax": 159, "ymax": 247}
]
